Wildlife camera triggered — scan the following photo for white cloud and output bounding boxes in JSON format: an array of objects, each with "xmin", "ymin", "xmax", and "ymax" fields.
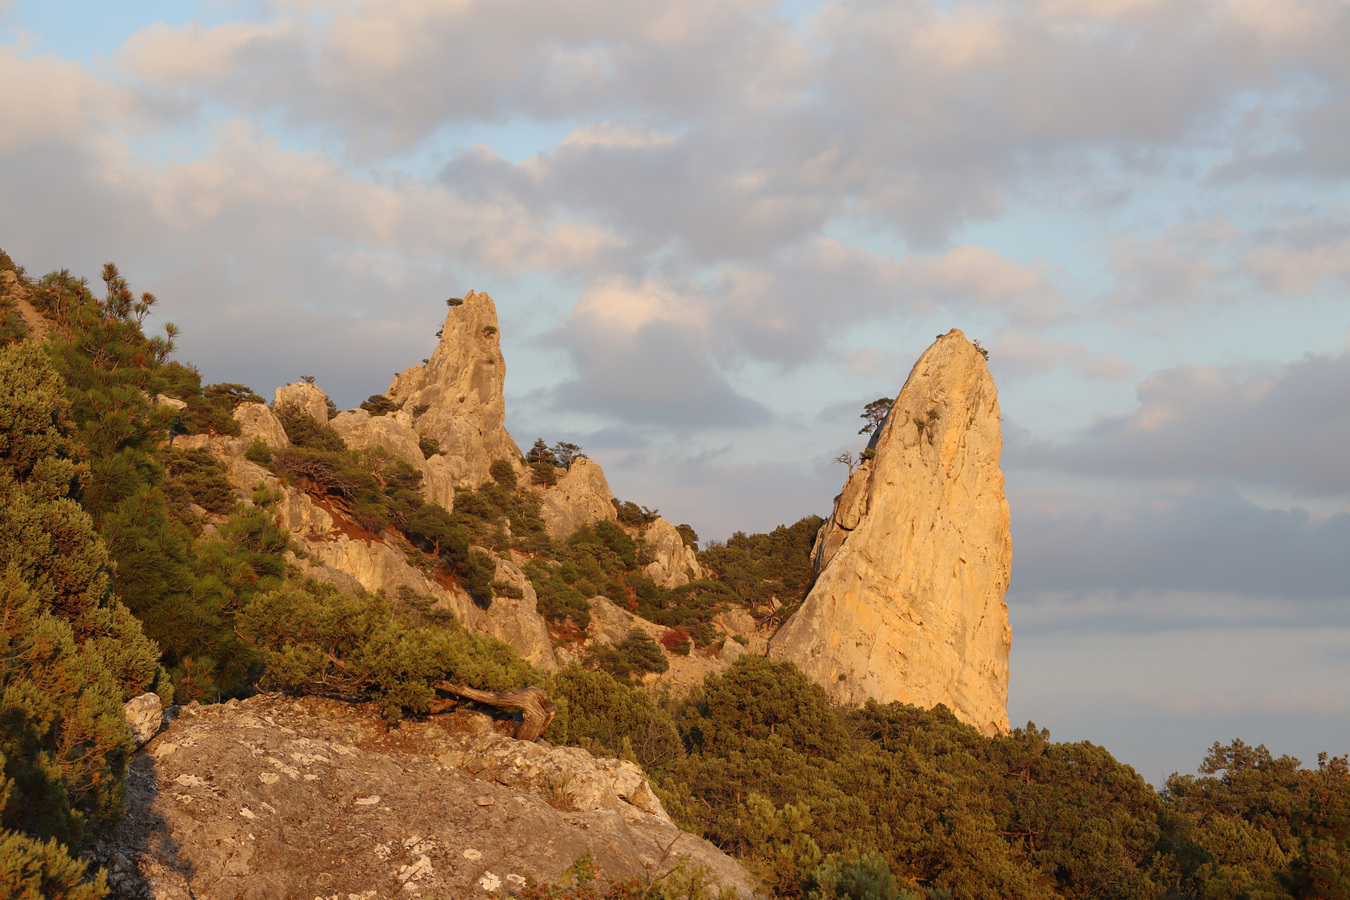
[{"xmin": 0, "ymin": 46, "xmax": 137, "ymax": 150}]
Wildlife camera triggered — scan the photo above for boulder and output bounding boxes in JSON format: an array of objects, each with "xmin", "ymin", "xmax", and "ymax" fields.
[
  {"xmin": 538, "ymin": 458, "xmax": 618, "ymax": 539},
  {"xmin": 232, "ymin": 401, "xmax": 289, "ymax": 448},
  {"xmin": 768, "ymin": 329, "xmax": 1012, "ymax": 736},
  {"xmin": 274, "ymin": 381, "xmax": 329, "ymax": 425},
  {"xmin": 97, "ymin": 694, "xmax": 758, "ymax": 899},
  {"xmin": 123, "ymin": 692, "xmax": 163, "ymax": 747},
  {"xmin": 639, "ymin": 517, "xmax": 703, "ymax": 588}
]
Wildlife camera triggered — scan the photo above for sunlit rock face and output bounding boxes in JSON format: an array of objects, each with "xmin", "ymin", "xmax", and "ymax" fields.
[
  {"xmin": 387, "ymin": 290, "xmax": 522, "ymax": 490},
  {"xmin": 769, "ymin": 329, "xmax": 1012, "ymax": 736}
]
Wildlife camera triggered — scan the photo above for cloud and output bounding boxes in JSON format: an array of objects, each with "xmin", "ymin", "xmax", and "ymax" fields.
[
  {"xmin": 103, "ymin": 0, "xmax": 1350, "ymax": 254},
  {"xmin": 1007, "ymin": 480, "xmax": 1350, "ymax": 600},
  {"xmin": 1012, "ymin": 351, "xmax": 1350, "ymax": 496},
  {"xmin": 547, "ymin": 277, "xmax": 771, "ymax": 429},
  {"xmin": 0, "ymin": 45, "xmax": 138, "ymax": 150},
  {"xmin": 991, "ymin": 332, "xmax": 1137, "ymax": 381},
  {"xmin": 118, "ymin": 0, "xmax": 808, "ymax": 153},
  {"xmin": 1102, "ymin": 213, "xmax": 1350, "ymax": 310}
]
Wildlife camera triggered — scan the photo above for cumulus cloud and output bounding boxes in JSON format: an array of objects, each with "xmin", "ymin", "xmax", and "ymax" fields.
[
  {"xmin": 1013, "ymin": 352, "xmax": 1350, "ymax": 496},
  {"xmin": 0, "ymin": 45, "xmax": 140, "ymax": 150},
  {"xmin": 101, "ymin": 0, "xmax": 1350, "ymax": 254},
  {"xmin": 547, "ymin": 277, "xmax": 771, "ymax": 429}
]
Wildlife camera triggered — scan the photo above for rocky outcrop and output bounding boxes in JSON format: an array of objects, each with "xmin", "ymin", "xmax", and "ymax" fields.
[
  {"xmin": 274, "ymin": 381, "xmax": 330, "ymax": 424},
  {"xmin": 329, "ymin": 408, "xmax": 460, "ymax": 509},
  {"xmin": 539, "ymin": 458, "xmax": 618, "ymax": 539},
  {"xmin": 768, "ymin": 330, "xmax": 1012, "ymax": 736},
  {"xmin": 639, "ymin": 517, "xmax": 703, "ymax": 588},
  {"xmin": 97, "ymin": 694, "xmax": 757, "ymax": 899},
  {"xmin": 184, "ymin": 431, "xmax": 557, "ymax": 671},
  {"xmin": 232, "ymin": 401, "xmax": 289, "ymax": 448},
  {"xmin": 386, "ymin": 291, "xmax": 522, "ymax": 488}
]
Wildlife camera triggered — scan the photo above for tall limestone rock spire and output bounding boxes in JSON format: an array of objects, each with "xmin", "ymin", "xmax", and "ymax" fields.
[
  {"xmin": 768, "ymin": 329, "xmax": 1012, "ymax": 735},
  {"xmin": 387, "ymin": 290, "xmax": 522, "ymax": 487}
]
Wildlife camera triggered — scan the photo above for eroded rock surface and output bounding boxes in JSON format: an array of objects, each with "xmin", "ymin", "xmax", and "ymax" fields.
[
  {"xmin": 386, "ymin": 291, "xmax": 522, "ymax": 488},
  {"xmin": 97, "ymin": 694, "xmax": 757, "ymax": 900},
  {"xmin": 639, "ymin": 517, "xmax": 703, "ymax": 588},
  {"xmin": 274, "ymin": 381, "xmax": 330, "ymax": 425},
  {"xmin": 538, "ymin": 458, "xmax": 618, "ymax": 539},
  {"xmin": 768, "ymin": 329, "xmax": 1012, "ymax": 735}
]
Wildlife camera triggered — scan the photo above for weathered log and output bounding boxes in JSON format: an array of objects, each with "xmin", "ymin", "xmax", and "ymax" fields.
[{"xmin": 435, "ymin": 682, "xmax": 557, "ymax": 742}]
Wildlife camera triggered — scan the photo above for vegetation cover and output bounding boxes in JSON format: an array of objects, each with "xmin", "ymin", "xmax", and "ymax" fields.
[{"xmin": 0, "ymin": 250, "xmax": 1347, "ymax": 900}]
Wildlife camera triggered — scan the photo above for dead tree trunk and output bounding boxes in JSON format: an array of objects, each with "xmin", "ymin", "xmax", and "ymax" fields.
[{"xmin": 435, "ymin": 683, "xmax": 557, "ymax": 742}]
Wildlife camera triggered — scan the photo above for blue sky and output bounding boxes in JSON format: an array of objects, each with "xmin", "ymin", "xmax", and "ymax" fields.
[{"xmin": 2, "ymin": 0, "xmax": 1348, "ymax": 782}]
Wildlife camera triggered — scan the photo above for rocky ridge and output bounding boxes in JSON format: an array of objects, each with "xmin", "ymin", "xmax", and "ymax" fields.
[{"xmin": 768, "ymin": 329, "xmax": 1012, "ymax": 735}]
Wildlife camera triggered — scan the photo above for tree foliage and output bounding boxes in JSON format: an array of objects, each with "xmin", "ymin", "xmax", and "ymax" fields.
[{"xmin": 858, "ymin": 398, "xmax": 893, "ymax": 435}]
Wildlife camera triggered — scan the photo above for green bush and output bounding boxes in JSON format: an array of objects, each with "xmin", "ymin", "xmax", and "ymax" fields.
[
  {"xmin": 547, "ymin": 667, "xmax": 684, "ymax": 772},
  {"xmin": 163, "ymin": 446, "xmax": 237, "ymax": 516},
  {"xmin": 526, "ymin": 560, "xmax": 592, "ymax": 631},
  {"xmin": 0, "ymin": 341, "xmax": 166, "ymax": 871},
  {"xmin": 274, "ymin": 403, "xmax": 346, "ymax": 452},
  {"xmin": 489, "ymin": 458, "xmax": 517, "ymax": 488},
  {"xmin": 613, "ymin": 499, "xmax": 659, "ymax": 527},
  {"xmin": 237, "ymin": 577, "xmax": 539, "ymax": 720},
  {"xmin": 418, "ymin": 434, "xmax": 443, "ymax": 458},
  {"xmin": 359, "ymin": 394, "xmax": 399, "ymax": 416},
  {"xmin": 244, "ymin": 438, "xmax": 272, "ymax": 466},
  {"xmin": 491, "ymin": 580, "xmax": 525, "ymax": 600},
  {"xmin": 585, "ymin": 628, "xmax": 670, "ymax": 686}
]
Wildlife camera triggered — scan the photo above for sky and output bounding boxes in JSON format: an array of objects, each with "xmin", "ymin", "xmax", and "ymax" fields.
[{"xmin": 2, "ymin": 0, "xmax": 1348, "ymax": 784}]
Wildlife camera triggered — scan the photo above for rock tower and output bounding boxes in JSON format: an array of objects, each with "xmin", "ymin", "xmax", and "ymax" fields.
[
  {"xmin": 386, "ymin": 290, "xmax": 522, "ymax": 488},
  {"xmin": 768, "ymin": 329, "xmax": 1012, "ymax": 735}
]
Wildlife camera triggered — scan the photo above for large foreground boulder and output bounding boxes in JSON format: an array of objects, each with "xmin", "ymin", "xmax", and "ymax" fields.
[
  {"xmin": 769, "ymin": 329, "xmax": 1012, "ymax": 735},
  {"xmin": 96, "ymin": 694, "xmax": 757, "ymax": 899}
]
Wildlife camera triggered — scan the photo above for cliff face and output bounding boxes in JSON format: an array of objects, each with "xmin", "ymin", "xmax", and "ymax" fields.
[
  {"xmin": 768, "ymin": 330, "xmax": 1012, "ymax": 735},
  {"xmin": 387, "ymin": 290, "xmax": 521, "ymax": 488},
  {"xmin": 97, "ymin": 694, "xmax": 757, "ymax": 899}
]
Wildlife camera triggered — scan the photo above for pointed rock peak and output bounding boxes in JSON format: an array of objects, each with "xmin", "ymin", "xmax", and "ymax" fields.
[
  {"xmin": 384, "ymin": 290, "xmax": 521, "ymax": 489},
  {"xmin": 769, "ymin": 329, "xmax": 1012, "ymax": 735}
]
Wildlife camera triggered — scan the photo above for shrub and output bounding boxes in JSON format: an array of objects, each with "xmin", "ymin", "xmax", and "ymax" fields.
[
  {"xmin": 237, "ymin": 577, "xmax": 538, "ymax": 720},
  {"xmin": 489, "ymin": 458, "xmax": 517, "ymax": 488},
  {"xmin": 586, "ymin": 628, "xmax": 670, "ymax": 686},
  {"xmin": 418, "ymin": 434, "xmax": 443, "ymax": 458},
  {"xmin": 244, "ymin": 438, "xmax": 272, "ymax": 466},
  {"xmin": 660, "ymin": 627, "xmax": 692, "ymax": 656},
  {"xmin": 274, "ymin": 403, "xmax": 346, "ymax": 452},
  {"xmin": 163, "ymin": 447, "xmax": 237, "ymax": 515},
  {"xmin": 676, "ymin": 524, "xmax": 699, "ymax": 550},
  {"xmin": 614, "ymin": 499, "xmax": 659, "ymax": 527},
  {"xmin": 547, "ymin": 667, "xmax": 684, "ymax": 772},
  {"xmin": 491, "ymin": 580, "xmax": 525, "ymax": 600},
  {"xmin": 359, "ymin": 394, "xmax": 399, "ymax": 416}
]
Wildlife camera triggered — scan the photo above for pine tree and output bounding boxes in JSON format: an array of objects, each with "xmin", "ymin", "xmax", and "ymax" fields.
[{"xmin": 0, "ymin": 342, "xmax": 168, "ymax": 897}]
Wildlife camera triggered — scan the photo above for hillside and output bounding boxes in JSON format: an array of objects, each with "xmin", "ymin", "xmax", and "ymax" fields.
[{"xmin": 1, "ymin": 250, "xmax": 1348, "ymax": 900}]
